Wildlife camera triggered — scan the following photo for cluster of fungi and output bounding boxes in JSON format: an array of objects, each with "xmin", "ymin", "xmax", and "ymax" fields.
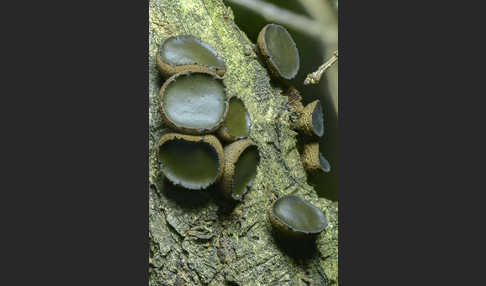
[{"xmin": 156, "ymin": 24, "xmax": 329, "ymax": 241}]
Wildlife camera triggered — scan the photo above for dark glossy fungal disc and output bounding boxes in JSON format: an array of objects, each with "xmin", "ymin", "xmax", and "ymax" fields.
[
  {"xmin": 159, "ymin": 71, "xmax": 228, "ymax": 135},
  {"xmin": 258, "ymin": 24, "xmax": 300, "ymax": 80},
  {"xmin": 217, "ymin": 97, "xmax": 251, "ymax": 142},
  {"xmin": 156, "ymin": 133, "xmax": 224, "ymax": 190},
  {"xmin": 311, "ymin": 102, "xmax": 324, "ymax": 137},
  {"xmin": 222, "ymin": 139, "xmax": 260, "ymax": 201},
  {"xmin": 318, "ymin": 152, "xmax": 331, "ymax": 173},
  {"xmin": 157, "ymin": 35, "xmax": 226, "ymax": 77},
  {"xmin": 269, "ymin": 195, "xmax": 327, "ymax": 237}
]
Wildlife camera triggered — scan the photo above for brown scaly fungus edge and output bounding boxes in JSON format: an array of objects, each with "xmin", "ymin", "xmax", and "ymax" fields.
[
  {"xmin": 156, "ymin": 35, "xmax": 226, "ymax": 78},
  {"xmin": 301, "ymin": 142, "xmax": 331, "ymax": 174},
  {"xmin": 221, "ymin": 139, "xmax": 259, "ymax": 201},
  {"xmin": 156, "ymin": 133, "xmax": 224, "ymax": 190},
  {"xmin": 158, "ymin": 70, "xmax": 229, "ymax": 135},
  {"xmin": 291, "ymin": 99, "xmax": 324, "ymax": 138}
]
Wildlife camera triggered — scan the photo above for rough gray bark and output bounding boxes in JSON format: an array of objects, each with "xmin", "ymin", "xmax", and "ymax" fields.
[{"xmin": 149, "ymin": 1, "xmax": 338, "ymax": 285}]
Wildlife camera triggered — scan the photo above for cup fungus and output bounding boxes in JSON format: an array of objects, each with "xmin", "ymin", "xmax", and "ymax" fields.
[
  {"xmin": 257, "ymin": 24, "xmax": 300, "ymax": 80},
  {"xmin": 156, "ymin": 35, "xmax": 226, "ymax": 77},
  {"xmin": 217, "ymin": 97, "xmax": 251, "ymax": 142},
  {"xmin": 292, "ymin": 100, "xmax": 324, "ymax": 138},
  {"xmin": 268, "ymin": 195, "xmax": 327, "ymax": 239},
  {"xmin": 301, "ymin": 142, "xmax": 331, "ymax": 174},
  {"xmin": 221, "ymin": 139, "xmax": 260, "ymax": 201},
  {"xmin": 156, "ymin": 133, "xmax": 224, "ymax": 190},
  {"xmin": 158, "ymin": 71, "xmax": 229, "ymax": 135}
]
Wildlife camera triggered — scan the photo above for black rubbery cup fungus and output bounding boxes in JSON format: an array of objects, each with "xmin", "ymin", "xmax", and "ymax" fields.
[
  {"xmin": 292, "ymin": 100, "xmax": 325, "ymax": 138},
  {"xmin": 257, "ymin": 24, "xmax": 300, "ymax": 80},
  {"xmin": 217, "ymin": 97, "xmax": 251, "ymax": 142},
  {"xmin": 268, "ymin": 195, "xmax": 327, "ymax": 239},
  {"xmin": 158, "ymin": 71, "xmax": 229, "ymax": 135},
  {"xmin": 156, "ymin": 35, "xmax": 226, "ymax": 77},
  {"xmin": 156, "ymin": 133, "xmax": 224, "ymax": 190},
  {"xmin": 301, "ymin": 142, "xmax": 331, "ymax": 174},
  {"xmin": 222, "ymin": 139, "xmax": 260, "ymax": 201}
]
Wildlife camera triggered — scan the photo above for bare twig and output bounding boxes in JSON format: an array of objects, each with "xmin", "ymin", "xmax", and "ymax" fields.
[
  {"xmin": 226, "ymin": 0, "xmax": 321, "ymax": 38},
  {"xmin": 298, "ymin": 0, "xmax": 338, "ymax": 112},
  {"xmin": 304, "ymin": 50, "xmax": 338, "ymax": 85}
]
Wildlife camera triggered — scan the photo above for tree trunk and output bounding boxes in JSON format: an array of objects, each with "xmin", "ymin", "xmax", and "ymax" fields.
[{"xmin": 149, "ymin": 1, "xmax": 338, "ymax": 285}]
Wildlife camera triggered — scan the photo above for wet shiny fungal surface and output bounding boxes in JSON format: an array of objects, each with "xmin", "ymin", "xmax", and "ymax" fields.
[
  {"xmin": 158, "ymin": 137, "xmax": 221, "ymax": 190},
  {"xmin": 162, "ymin": 73, "xmax": 227, "ymax": 131},
  {"xmin": 231, "ymin": 145, "xmax": 259, "ymax": 200},
  {"xmin": 261, "ymin": 24, "xmax": 300, "ymax": 79},
  {"xmin": 159, "ymin": 35, "xmax": 226, "ymax": 70},
  {"xmin": 272, "ymin": 195, "xmax": 327, "ymax": 234},
  {"xmin": 223, "ymin": 97, "xmax": 251, "ymax": 139},
  {"xmin": 311, "ymin": 101, "xmax": 324, "ymax": 137}
]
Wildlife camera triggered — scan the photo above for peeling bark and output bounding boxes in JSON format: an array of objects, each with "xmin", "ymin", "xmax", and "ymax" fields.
[{"xmin": 149, "ymin": 1, "xmax": 338, "ymax": 285}]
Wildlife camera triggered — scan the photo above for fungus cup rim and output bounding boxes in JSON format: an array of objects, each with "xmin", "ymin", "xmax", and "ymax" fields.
[
  {"xmin": 156, "ymin": 35, "xmax": 226, "ymax": 77},
  {"xmin": 156, "ymin": 133, "xmax": 224, "ymax": 190}
]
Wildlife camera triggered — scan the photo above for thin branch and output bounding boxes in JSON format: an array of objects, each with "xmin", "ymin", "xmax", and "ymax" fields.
[
  {"xmin": 304, "ymin": 50, "xmax": 338, "ymax": 85},
  {"xmin": 226, "ymin": 0, "xmax": 321, "ymax": 38}
]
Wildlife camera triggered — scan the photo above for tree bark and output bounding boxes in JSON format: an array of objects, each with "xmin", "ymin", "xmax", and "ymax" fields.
[{"xmin": 149, "ymin": 1, "xmax": 338, "ymax": 285}]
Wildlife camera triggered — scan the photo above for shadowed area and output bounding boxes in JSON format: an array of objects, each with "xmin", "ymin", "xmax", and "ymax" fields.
[
  {"xmin": 158, "ymin": 138, "xmax": 220, "ymax": 189},
  {"xmin": 159, "ymin": 35, "xmax": 226, "ymax": 68},
  {"xmin": 271, "ymin": 228, "xmax": 319, "ymax": 260},
  {"xmin": 163, "ymin": 73, "xmax": 226, "ymax": 129},
  {"xmin": 161, "ymin": 178, "xmax": 212, "ymax": 209},
  {"xmin": 231, "ymin": 145, "xmax": 259, "ymax": 200},
  {"xmin": 272, "ymin": 195, "xmax": 327, "ymax": 233},
  {"xmin": 263, "ymin": 24, "xmax": 300, "ymax": 79},
  {"xmin": 224, "ymin": 97, "xmax": 251, "ymax": 138}
]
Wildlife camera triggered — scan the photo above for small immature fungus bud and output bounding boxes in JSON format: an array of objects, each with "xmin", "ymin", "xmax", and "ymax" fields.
[
  {"xmin": 222, "ymin": 139, "xmax": 260, "ymax": 201},
  {"xmin": 292, "ymin": 100, "xmax": 324, "ymax": 138},
  {"xmin": 282, "ymin": 86, "xmax": 302, "ymax": 106},
  {"xmin": 217, "ymin": 97, "xmax": 251, "ymax": 142},
  {"xmin": 156, "ymin": 35, "xmax": 226, "ymax": 77},
  {"xmin": 301, "ymin": 142, "xmax": 331, "ymax": 174},
  {"xmin": 158, "ymin": 71, "xmax": 228, "ymax": 135},
  {"xmin": 156, "ymin": 133, "xmax": 224, "ymax": 190},
  {"xmin": 268, "ymin": 195, "xmax": 327, "ymax": 239},
  {"xmin": 257, "ymin": 24, "xmax": 300, "ymax": 80}
]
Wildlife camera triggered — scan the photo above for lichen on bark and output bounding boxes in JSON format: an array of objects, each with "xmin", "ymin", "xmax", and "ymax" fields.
[{"xmin": 149, "ymin": 0, "xmax": 338, "ymax": 285}]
